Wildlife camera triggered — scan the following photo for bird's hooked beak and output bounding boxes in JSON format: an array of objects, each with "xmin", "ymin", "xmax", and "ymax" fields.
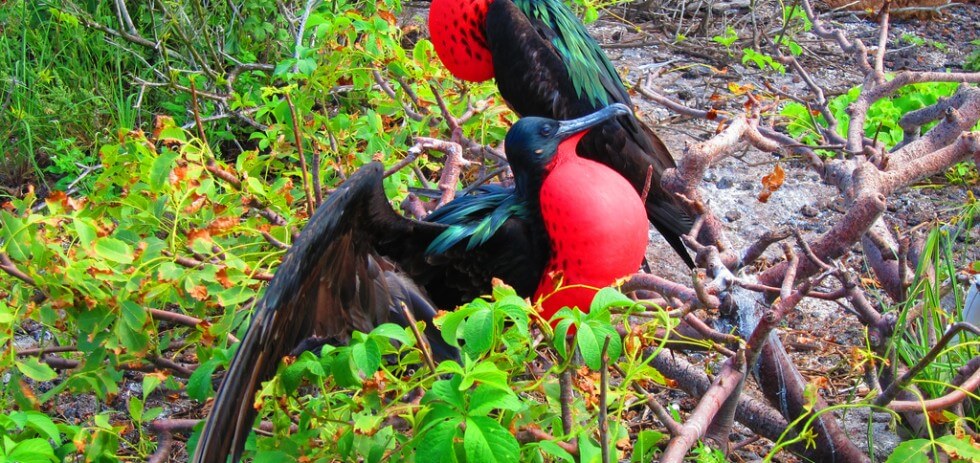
[{"xmin": 554, "ymin": 103, "xmax": 631, "ymax": 140}]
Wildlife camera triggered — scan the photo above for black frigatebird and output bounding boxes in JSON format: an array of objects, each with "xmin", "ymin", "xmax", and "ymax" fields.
[
  {"xmin": 191, "ymin": 104, "xmax": 648, "ymax": 462},
  {"xmin": 429, "ymin": 0, "xmax": 695, "ymax": 267}
]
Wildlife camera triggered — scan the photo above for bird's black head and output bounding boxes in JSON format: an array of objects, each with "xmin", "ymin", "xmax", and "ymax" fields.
[{"xmin": 505, "ymin": 103, "xmax": 631, "ymax": 198}]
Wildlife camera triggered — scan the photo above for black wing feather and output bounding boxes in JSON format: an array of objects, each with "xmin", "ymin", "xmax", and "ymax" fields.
[{"xmin": 192, "ymin": 162, "xmax": 548, "ymax": 462}]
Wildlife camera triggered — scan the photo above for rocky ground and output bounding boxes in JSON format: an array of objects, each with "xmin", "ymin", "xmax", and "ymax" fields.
[{"xmin": 580, "ymin": 2, "xmax": 978, "ymax": 460}]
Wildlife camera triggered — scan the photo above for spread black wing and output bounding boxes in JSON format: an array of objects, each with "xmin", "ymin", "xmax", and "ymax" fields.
[{"xmin": 192, "ymin": 162, "xmax": 547, "ymax": 463}]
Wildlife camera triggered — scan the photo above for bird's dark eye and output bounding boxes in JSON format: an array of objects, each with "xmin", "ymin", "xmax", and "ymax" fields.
[{"xmin": 540, "ymin": 124, "xmax": 553, "ymax": 137}]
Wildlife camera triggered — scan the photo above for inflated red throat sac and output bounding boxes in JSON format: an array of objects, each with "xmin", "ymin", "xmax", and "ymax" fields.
[
  {"xmin": 429, "ymin": 0, "xmax": 495, "ymax": 82},
  {"xmin": 534, "ymin": 131, "xmax": 648, "ymax": 322}
]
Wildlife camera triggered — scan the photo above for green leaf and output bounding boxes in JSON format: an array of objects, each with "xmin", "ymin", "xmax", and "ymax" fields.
[
  {"xmin": 462, "ymin": 307, "xmax": 493, "ymax": 357},
  {"xmin": 578, "ymin": 435, "xmax": 602, "ymax": 463},
  {"xmin": 21, "ymin": 412, "xmax": 62, "ymax": 445},
  {"xmin": 416, "ymin": 418, "xmax": 461, "ymax": 463},
  {"xmin": 331, "ymin": 348, "xmax": 361, "ymax": 387},
  {"xmin": 884, "ymin": 439, "xmax": 931, "ymax": 463},
  {"xmin": 460, "ymin": 362, "xmax": 509, "ymax": 392},
  {"xmin": 16, "ymin": 357, "xmax": 58, "ymax": 382},
  {"xmin": 128, "ymin": 397, "xmax": 144, "ymax": 422},
  {"xmin": 440, "ymin": 304, "xmax": 481, "ymax": 348},
  {"xmin": 120, "ymin": 301, "xmax": 148, "ymax": 331},
  {"xmin": 370, "ymin": 323, "xmax": 412, "ymax": 346},
  {"xmin": 468, "ymin": 384, "xmax": 521, "ymax": 417},
  {"xmin": 538, "ymin": 440, "xmax": 576, "ymax": 462},
  {"xmin": 74, "ymin": 218, "xmax": 98, "ymax": 247},
  {"xmin": 149, "ymin": 150, "xmax": 179, "ymax": 191},
  {"xmin": 7, "ymin": 438, "xmax": 58, "ymax": 463},
  {"xmin": 252, "ymin": 450, "xmax": 292, "ymax": 463},
  {"xmin": 0, "ymin": 211, "xmax": 31, "ymax": 261},
  {"xmin": 282, "ymin": 351, "xmax": 324, "ymax": 392},
  {"xmin": 553, "ymin": 318, "xmax": 574, "ymax": 361},
  {"xmin": 351, "ymin": 336, "xmax": 381, "ymax": 377},
  {"xmin": 216, "ymin": 286, "xmax": 254, "ymax": 306},
  {"xmin": 94, "ymin": 237, "xmax": 134, "ymax": 264},
  {"xmin": 631, "ymin": 430, "xmax": 665, "ymax": 462},
  {"xmin": 425, "ymin": 377, "xmax": 466, "ymax": 411},
  {"xmin": 464, "ymin": 416, "xmax": 519, "ymax": 463},
  {"xmin": 576, "ymin": 322, "xmax": 603, "ymax": 369},
  {"xmin": 589, "ymin": 287, "xmax": 634, "ymax": 312},
  {"xmin": 353, "ymin": 411, "xmax": 383, "ymax": 436},
  {"xmin": 187, "ymin": 357, "xmax": 221, "ymax": 401},
  {"xmin": 936, "ymin": 434, "xmax": 980, "ymax": 460},
  {"xmin": 245, "ymin": 177, "xmax": 267, "ymax": 198}
]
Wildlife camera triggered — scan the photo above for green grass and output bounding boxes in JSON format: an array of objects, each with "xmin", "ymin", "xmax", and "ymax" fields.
[
  {"xmin": 887, "ymin": 195, "xmax": 979, "ymax": 424},
  {"xmin": 0, "ymin": 1, "xmax": 143, "ymax": 192}
]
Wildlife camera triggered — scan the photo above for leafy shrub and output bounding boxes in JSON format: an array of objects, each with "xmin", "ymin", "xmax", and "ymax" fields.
[{"xmin": 780, "ymin": 81, "xmax": 979, "ymax": 154}]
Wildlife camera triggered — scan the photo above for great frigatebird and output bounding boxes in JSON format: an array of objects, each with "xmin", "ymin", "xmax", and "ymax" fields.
[
  {"xmin": 191, "ymin": 104, "xmax": 648, "ymax": 463},
  {"xmin": 428, "ymin": 0, "xmax": 695, "ymax": 267}
]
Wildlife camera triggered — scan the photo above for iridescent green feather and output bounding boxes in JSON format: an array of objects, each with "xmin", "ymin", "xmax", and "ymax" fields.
[
  {"xmin": 425, "ymin": 185, "xmax": 530, "ymax": 255},
  {"xmin": 512, "ymin": 0, "xmax": 629, "ymax": 108}
]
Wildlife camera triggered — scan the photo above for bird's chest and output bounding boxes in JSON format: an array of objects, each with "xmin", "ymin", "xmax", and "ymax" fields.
[{"xmin": 538, "ymin": 158, "xmax": 647, "ymax": 283}]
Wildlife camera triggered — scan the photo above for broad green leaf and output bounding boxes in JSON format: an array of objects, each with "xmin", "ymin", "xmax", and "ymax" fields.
[
  {"xmin": 468, "ymin": 384, "xmax": 521, "ymax": 417},
  {"xmin": 491, "ymin": 283, "xmax": 518, "ymax": 301},
  {"xmin": 149, "ymin": 150, "xmax": 179, "ymax": 191},
  {"xmin": 353, "ymin": 412, "xmax": 383, "ymax": 436},
  {"xmin": 120, "ymin": 301, "xmax": 148, "ymax": 331},
  {"xmin": 20, "ymin": 412, "xmax": 62, "ymax": 445},
  {"xmin": 631, "ymin": 430, "xmax": 665, "ymax": 462},
  {"xmin": 578, "ymin": 435, "xmax": 602, "ymax": 463},
  {"xmin": 464, "ymin": 416, "xmax": 519, "ymax": 463},
  {"xmin": 128, "ymin": 397, "xmax": 144, "ymax": 422},
  {"xmin": 426, "ymin": 377, "xmax": 466, "ymax": 411},
  {"xmin": 538, "ymin": 440, "xmax": 576, "ymax": 462},
  {"xmin": 416, "ymin": 418, "xmax": 461, "ymax": 463},
  {"xmin": 440, "ymin": 303, "xmax": 482, "ymax": 348},
  {"xmin": 217, "ymin": 286, "xmax": 254, "ymax": 307},
  {"xmin": 94, "ymin": 237, "xmax": 134, "ymax": 264},
  {"xmin": 16, "ymin": 357, "xmax": 58, "ymax": 382},
  {"xmin": 7, "ymin": 438, "xmax": 58, "ymax": 463},
  {"xmin": 187, "ymin": 357, "xmax": 221, "ymax": 400},
  {"xmin": 885, "ymin": 439, "xmax": 932, "ymax": 463},
  {"xmin": 462, "ymin": 308, "xmax": 493, "ymax": 356},
  {"xmin": 252, "ymin": 450, "xmax": 292, "ymax": 463},
  {"xmin": 73, "ymin": 218, "xmax": 98, "ymax": 246},
  {"xmin": 331, "ymin": 348, "xmax": 361, "ymax": 387},
  {"xmin": 370, "ymin": 323, "xmax": 412, "ymax": 345},
  {"xmin": 0, "ymin": 211, "xmax": 31, "ymax": 261},
  {"xmin": 351, "ymin": 337, "xmax": 381, "ymax": 377},
  {"xmin": 576, "ymin": 321, "xmax": 604, "ymax": 369},
  {"xmin": 589, "ymin": 287, "xmax": 634, "ymax": 312},
  {"xmin": 460, "ymin": 362, "xmax": 509, "ymax": 392},
  {"xmin": 936, "ymin": 434, "xmax": 980, "ymax": 460},
  {"xmin": 281, "ymin": 351, "xmax": 325, "ymax": 392}
]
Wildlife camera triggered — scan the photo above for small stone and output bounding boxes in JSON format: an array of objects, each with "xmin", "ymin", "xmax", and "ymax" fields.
[
  {"xmin": 800, "ymin": 204, "xmax": 819, "ymax": 218},
  {"xmin": 681, "ymin": 66, "xmax": 711, "ymax": 79},
  {"xmin": 725, "ymin": 210, "xmax": 742, "ymax": 222},
  {"xmin": 830, "ymin": 198, "xmax": 847, "ymax": 214},
  {"xmin": 737, "ymin": 180, "xmax": 754, "ymax": 191},
  {"xmin": 717, "ymin": 176, "xmax": 734, "ymax": 189}
]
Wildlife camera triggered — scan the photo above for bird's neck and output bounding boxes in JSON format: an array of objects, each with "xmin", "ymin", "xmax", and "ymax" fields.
[
  {"xmin": 429, "ymin": 0, "xmax": 495, "ymax": 82},
  {"xmin": 545, "ymin": 132, "xmax": 587, "ymax": 172}
]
